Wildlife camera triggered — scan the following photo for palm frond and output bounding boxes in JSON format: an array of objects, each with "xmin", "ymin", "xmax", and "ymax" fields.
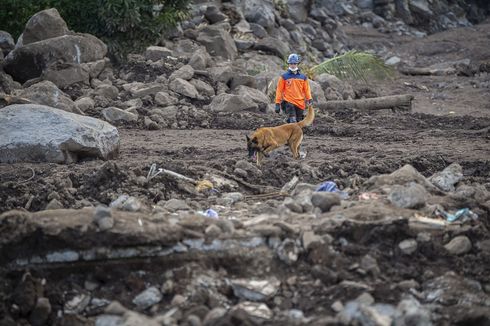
[{"xmin": 309, "ymin": 51, "xmax": 395, "ymax": 82}]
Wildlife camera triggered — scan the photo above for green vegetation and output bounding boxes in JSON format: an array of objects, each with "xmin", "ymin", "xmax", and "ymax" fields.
[
  {"xmin": 307, "ymin": 50, "xmax": 395, "ymax": 82},
  {"xmin": 0, "ymin": 0, "xmax": 190, "ymax": 62}
]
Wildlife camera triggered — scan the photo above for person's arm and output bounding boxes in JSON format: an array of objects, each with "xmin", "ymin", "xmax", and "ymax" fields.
[
  {"xmin": 275, "ymin": 76, "xmax": 285, "ymax": 104},
  {"xmin": 304, "ymin": 79, "xmax": 313, "ymax": 105}
]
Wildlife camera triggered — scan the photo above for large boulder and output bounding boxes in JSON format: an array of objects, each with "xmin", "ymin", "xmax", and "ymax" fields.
[
  {"xmin": 4, "ymin": 34, "xmax": 107, "ymax": 83},
  {"xmin": 254, "ymin": 37, "xmax": 290, "ymax": 59},
  {"xmin": 241, "ymin": 0, "xmax": 276, "ymax": 29},
  {"xmin": 22, "ymin": 8, "xmax": 69, "ymax": 46},
  {"xmin": 41, "ymin": 63, "xmax": 90, "ymax": 89},
  {"xmin": 197, "ymin": 25, "xmax": 238, "ymax": 60},
  {"xmin": 286, "ymin": 0, "xmax": 308, "ymax": 22},
  {"xmin": 15, "ymin": 80, "xmax": 81, "ymax": 114},
  {"xmin": 0, "ymin": 104, "xmax": 119, "ymax": 163},
  {"xmin": 169, "ymin": 78, "xmax": 200, "ymax": 99},
  {"xmin": 207, "ymin": 93, "xmax": 258, "ymax": 112},
  {"xmin": 233, "ymin": 85, "xmax": 269, "ymax": 108}
]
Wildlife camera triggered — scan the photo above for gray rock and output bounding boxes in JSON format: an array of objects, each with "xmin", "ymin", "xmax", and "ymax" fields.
[
  {"xmin": 203, "ymin": 307, "xmax": 227, "ymax": 325},
  {"xmin": 230, "ymin": 278, "xmax": 280, "ymax": 302},
  {"xmin": 208, "ymin": 64, "xmax": 234, "ymax": 84},
  {"xmin": 207, "ymin": 93, "xmax": 258, "ymax": 112},
  {"xmin": 132, "ymin": 287, "xmax": 162, "ymax": 309},
  {"xmin": 429, "ymin": 162, "xmax": 463, "ymax": 192},
  {"xmin": 85, "ymin": 58, "xmax": 107, "ymax": 79},
  {"xmin": 154, "ymin": 92, "xmax": 178, "ymax": 106},
  {"xmin": 444, "ymin": 235, "xmax": 472, "ymax": 255},
  {"xmin": 188, "ymin": 47, "xmax": 211, "ymax": 70},
  {"xmin": 123, "ymin": 82, "xmax": 164, "ymax": 98},
  {"xmin": 169, "ymin": 78, "xmax": 200, "ymax": 99},
  {"xmin": 110, "ymin": 195, "xmax": 142, "ymax": 212},
  {"xmin": 75, "ymin": 97, "xmax": 95, "ymax": 112},
  {"xmin": 388, "ymin": 182, "xmax": 427, "ymax": 209},
  {"xmin": 235, "ymin": 39, "xmax": 255, "ymax": 51},
  {"xmin": 197, "ymin": 25, "xmax": 237, "ymax": 60},
  {"xmin": 311, "ymin": 192, "xmax": 341, "ymax": 212},
  {"xmin": 276, "ymin": 238, "xmax": 301, "ymax": 265},
  {"xmin": 42, "ymin": 63, "xmax": 90, "ymax": 88},
  {"xmin": 170, "ymin": 64, "xmax": 194, "ymax": 81},
  {"xmin": 399, "ymin": 239, "xmax": 418, "ymax": 255},
  {"xmin": 190, "ymin": 79, "xmax": 215, "ymax": 97},
  {"xmin": 205, "ymin": 224, "xmax": 222, "ymax": 238},
  {"xmin": 0, "ymin": 31, "xmax": 15, "ymax": 55},
  {"xmin": 144, "ymin": 46, "xmax": 172, "ymax": 61},
  {"xmin": 394, "ymin": 296, "xmax": 431, "ymax": 326},
  {"xmin": 249, "ymin": 23, "xmax": 268, "ymax": 38},
  {"xmin": 101, "ymin": 107, "xmax": 138, "ymax": 124},
  {"xmin": 241, "ymin": 0, "xmax": 276, "ymax": 29},
  {"xmin": 95, "ymin": 84, "xmax": 119, "ymax": 100},
  {"xmin": 233, "ymin": 85, "xmax": 269, "ymax": 107},
  {"xmin": 164, "ymin": 199, "xmax": 190, "ymax": 212},
  {"xmin": 230, "ymin": 74, "xmax": 257, "ymax": 90},
  {"xmin": 231, "ymin": 301, "xmax": 272, "ymax": 321},
  {"xmin": 287, "ymin": 0, "xmax": 308, "ymax": 22},
  {"xmin": 254, "ymin": 37, "xmax": 290, "ymax": 59},
  {"xmin": 17, "ymin": 80, "xmax": 80, "ymax": 114},
  {"xmin": 4, "ymin": 34, "xmax": 107, "ymax": 83},
  {"xmin": 302, "ymin": 231, "xmax": 324, "ymax": 250},
  {"xmin": 0, "ymin": 104, "xmax": 119, "ymax": 163},
  {"xmin": 205, "ymin": 5, "xmax": 228, "ymax": 24},
  {"xmin": 22, "ymin": 8, "xmax": 69, "ymax": 45}
]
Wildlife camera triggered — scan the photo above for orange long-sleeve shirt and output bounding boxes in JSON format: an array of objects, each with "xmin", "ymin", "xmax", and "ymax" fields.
[{"xmin": 275, "ymin": 70, "xmax": 312, "ymax": 110}]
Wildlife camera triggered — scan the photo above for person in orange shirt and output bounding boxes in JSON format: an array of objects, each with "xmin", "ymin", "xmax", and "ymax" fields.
[{"xmin": 275, "ymin": 53, "xmax": 313, "ymax": 124}]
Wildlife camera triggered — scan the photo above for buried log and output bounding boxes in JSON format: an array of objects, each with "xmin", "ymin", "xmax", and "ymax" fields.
[{"xmin": 317, "ymin": 94, "xmax": 413, "ymax": 112}]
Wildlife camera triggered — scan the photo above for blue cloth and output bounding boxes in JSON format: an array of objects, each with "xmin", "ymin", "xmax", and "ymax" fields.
[
  {"xmin": 316, "ymin": 181, "xmax": 349, "ymax": 199},
  {"xmin": 316, "ymin": 181, "xmax": 339, "ymax": 192}
]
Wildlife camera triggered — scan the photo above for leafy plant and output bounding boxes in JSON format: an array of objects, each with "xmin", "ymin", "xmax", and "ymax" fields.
[{"xmin": 306, "ymin": 50, "xmax": 395, "ymax": 82}]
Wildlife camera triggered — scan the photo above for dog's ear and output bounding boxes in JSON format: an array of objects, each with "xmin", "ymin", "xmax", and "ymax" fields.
[{"xmin": 245, "ymin": 135, "xmax": 250, "ymax": 142}]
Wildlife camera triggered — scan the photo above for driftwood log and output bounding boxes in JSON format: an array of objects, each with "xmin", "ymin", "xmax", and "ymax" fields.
[{"xmin": 317, "ymin": 94, "xmax": 414, "ymax": 112}]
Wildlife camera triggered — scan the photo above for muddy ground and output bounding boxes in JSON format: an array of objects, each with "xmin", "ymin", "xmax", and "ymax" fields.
[{"xmin": 1, "ymin": 22, "xmax": 490, "ymax": 326}]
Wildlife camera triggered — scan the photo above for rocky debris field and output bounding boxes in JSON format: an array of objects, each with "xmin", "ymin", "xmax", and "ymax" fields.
[{"xmin": 1, "ymin": 1, "xmax": 490, "ymax": 325}]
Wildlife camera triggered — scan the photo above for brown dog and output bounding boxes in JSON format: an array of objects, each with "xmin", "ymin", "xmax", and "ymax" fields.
[{"xmin": 246, "ymin": 105, "xmax": 314, "ymax": 166}]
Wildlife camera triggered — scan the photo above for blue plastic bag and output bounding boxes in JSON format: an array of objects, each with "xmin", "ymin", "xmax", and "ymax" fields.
[{"xmin": 316, "ymin": 181, "xmax": 349, "ymax": 199}]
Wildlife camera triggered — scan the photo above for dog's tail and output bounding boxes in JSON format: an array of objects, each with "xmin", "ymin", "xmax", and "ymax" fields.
[{"xmin": 297, "ymin": 105, "xmax": 314, "ymax": 128}]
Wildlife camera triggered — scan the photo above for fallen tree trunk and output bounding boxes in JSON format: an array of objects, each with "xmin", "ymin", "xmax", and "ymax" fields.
[
  {"xmin": 399, "ymin": 67, "xmax": 456, "ymax": 76},
  {"xmin": 317, "ymin": 94, "xmax": 414, "ymax": 112}
]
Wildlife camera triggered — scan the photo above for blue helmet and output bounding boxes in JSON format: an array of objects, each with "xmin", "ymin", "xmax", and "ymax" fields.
[{"xmin": 287, "ymin": 53, "xmax": 300, "ymax": 64}]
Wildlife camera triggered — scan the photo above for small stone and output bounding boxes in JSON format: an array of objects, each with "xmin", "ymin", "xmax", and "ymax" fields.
[
  {"xmin": 356, "ymin": 292, "xmax": 375, "ymax": 305},
  {"xmin": 205, "ymin": 224, "xmax": 222, "ymax": 238},
  {"xmin": 417, "ymin": 232, "xmax": 431, "ymax": 242},
  {"xmin": 93, "ymin": 205, "xmax": 112, "ymax": 221},
  {"xmin": 444, "ymin": 235, "xmax": 472, "ymax": 255},
  {"xmin": 132, "ymin": 287, "xmax": 162, "ymax": 309},
  {"xmin": 302, "ymin": 231, "xmax": 324, "ymax": 250},
  {"xmin": 216, "ymin": 219, "xmax": 235, "ymax": 234},
  {"xmin": 104, "ymin": 301, "xmax": 127, "ymax": 315},
  {"xmin": 97, "ymin": 217, "xmax": 114, "ymax": 231},
  {"xmin": 310, "ymin": 192, "xmax": 341, "ymax": 212},
  {"xmin": 171, "ymin": 294, "xmax": 186, "ymax": 306},
  {"xmin": 399, "ymin": 239, "xmax": 418, "ymax": 255},
  {"xmin": 331, "ymin": 300, "xmax": 344, "ymax": 312},
  {"xmin": 203, "ymin": 307, "xmax": 227, "ymax": 325},
  {"xmin": 45, "ymin": 198, "xmax": 63, "ymax": 210}
]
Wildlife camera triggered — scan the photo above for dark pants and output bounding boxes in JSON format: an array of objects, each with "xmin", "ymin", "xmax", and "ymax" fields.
[{"xmin": 282, "ymin": 101, "xmax": 304, "ymax": 123}]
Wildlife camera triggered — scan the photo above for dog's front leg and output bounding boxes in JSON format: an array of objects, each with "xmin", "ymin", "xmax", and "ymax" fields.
[{"xmin": 256, "ymin": 152, "xmax": 264, "ymax": 166}]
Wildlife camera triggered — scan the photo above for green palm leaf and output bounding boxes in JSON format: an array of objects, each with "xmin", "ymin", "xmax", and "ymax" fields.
[{"xmin": 309, "ymin": 51, "xmax": 395, "ymax": 82}]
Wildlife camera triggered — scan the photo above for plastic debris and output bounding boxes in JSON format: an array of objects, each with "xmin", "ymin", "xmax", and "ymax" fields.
[
  {"xmin": 316, "ymin": 181, "xmax": 349, "ymax": 199},
  {"xmin": 358, "ymin": 192, "xmax": 380, "ymax": 201},
  {"xmin": 434, "ymin": 207, "xmax": 478, "ymax": 223},
  {"xmin": 198, "ymin": 208, "xmax": 219, "ymax": 219}
]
